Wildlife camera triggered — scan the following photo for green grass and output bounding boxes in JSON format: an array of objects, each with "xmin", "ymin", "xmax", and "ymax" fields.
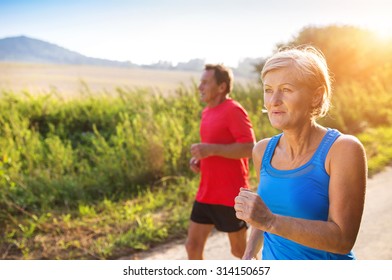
[
  {"xmin": 358, "ymin": 127, "xmax": 392, "ymax": 177},
  {"xmin": 1, "ymin": 176, "xmax": 198, "ymax": 259}
]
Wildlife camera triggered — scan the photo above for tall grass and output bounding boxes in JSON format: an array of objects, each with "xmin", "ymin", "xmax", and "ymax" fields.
[{"xmin": 0, "ymin": 86, "xmax": 201, "ymax": 213}]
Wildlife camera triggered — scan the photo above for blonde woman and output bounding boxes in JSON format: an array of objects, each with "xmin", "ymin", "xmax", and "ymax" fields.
[{"xmin": 234, "ymin": 46, "xmax": 367, "ymax": 260}]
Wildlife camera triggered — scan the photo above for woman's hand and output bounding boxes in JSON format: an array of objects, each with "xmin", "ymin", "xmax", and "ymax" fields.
[{"xmin": 234, "ymin": 188, "xmax": 275, "ymax": 232}]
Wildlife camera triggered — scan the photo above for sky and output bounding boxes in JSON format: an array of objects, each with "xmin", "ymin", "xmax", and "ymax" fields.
[{"xmin": 1, "ymin": 0, "xmax": 392, "ymax": 67}]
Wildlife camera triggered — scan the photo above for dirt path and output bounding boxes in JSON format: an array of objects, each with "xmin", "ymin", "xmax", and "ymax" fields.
[{"xmin": 123, "ymin": 167, "xmax": 392, "ymax": 260}]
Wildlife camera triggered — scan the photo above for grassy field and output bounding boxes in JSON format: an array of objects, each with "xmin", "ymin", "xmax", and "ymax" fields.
[{"xmin": 0, "ymin": 62, "xmax": 254, "ymax": 97}]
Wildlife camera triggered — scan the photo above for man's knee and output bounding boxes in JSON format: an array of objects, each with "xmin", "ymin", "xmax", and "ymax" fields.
[
  {"xmin": 185, "ymin": 238, "xmax": 202, "ymax": 253},
  {"xmin": 185, "ymin": 239, "xmax": 195, "ymax": 253},
  {"xmin": 185, "ymin": 238, "xmax": 205, "ymax": 260},
  {"xmin": 228, "ymin": 228, "xmax": 247, "ymax": 258}
]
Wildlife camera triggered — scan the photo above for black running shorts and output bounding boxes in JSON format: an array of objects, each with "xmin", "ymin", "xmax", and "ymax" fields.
[{"xmin": 190, "ymin": 201, "xmax": 247, "ymax": 232}]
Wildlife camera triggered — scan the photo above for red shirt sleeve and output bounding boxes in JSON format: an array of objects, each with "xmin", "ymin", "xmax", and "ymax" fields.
[{"xmin": 227, "ymin": 103, "xmax": 256, "ymax": 143}]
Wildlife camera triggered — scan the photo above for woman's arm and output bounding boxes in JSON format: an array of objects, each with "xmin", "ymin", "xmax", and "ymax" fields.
[
  {"xmin": 240, "ymin": 139, "xmax": 269, "ymax": 259},
  {"xmin": 242, "ymin": 227, "xmax": 263, "ymax": 259},
  {"xmin": 236, "ymin": 135, "xmax": 367, "ymax": 254}
]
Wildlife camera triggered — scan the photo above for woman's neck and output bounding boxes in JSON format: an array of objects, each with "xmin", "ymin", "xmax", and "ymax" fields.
[{"xmin": 280, "ymin": 122, "xmax": 326, "ymax": 159}]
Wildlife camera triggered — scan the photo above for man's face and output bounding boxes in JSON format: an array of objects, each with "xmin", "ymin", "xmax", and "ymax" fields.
[{"xmin": 198, "ymin": 69, "xmax": 225, "ymax": 105}]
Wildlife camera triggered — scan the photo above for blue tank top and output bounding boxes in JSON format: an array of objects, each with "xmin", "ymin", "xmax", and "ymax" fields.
[{"xmin": 257, "ymin": 128, "xmax": 355, "ymax": 260}]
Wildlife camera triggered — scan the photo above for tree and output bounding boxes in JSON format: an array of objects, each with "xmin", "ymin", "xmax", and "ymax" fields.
[{"xmin": 255, "ymin": 25, "xmax": 392, "ymax": 85}]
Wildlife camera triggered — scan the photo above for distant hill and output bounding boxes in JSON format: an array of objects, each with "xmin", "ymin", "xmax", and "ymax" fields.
[
  {"xmin": 0, "ymin": 35, "xmax": 135, "ymax": 67},
  {"xmin": 0, "ymin": 35, "xmax": 260, "ymax": 77}
]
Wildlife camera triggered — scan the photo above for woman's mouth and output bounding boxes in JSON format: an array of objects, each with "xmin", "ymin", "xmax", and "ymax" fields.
[{"xmin": 271, "ymin": 111, "xmax": 285, "ymax": 115}]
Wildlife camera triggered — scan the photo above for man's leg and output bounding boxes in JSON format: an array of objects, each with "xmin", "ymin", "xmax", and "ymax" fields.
[
  {"xmin": 185, "ymin": 221, "xmax": 214, "ymax": 260},
  {"xmin": 227, "ymin": 227, "xmax": 247, "ymax": 258}
]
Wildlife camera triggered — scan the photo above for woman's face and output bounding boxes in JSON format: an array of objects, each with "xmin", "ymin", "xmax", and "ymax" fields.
[{"xmin": 263, "ymin": 66, "xmax": 314, "ymax": 130}]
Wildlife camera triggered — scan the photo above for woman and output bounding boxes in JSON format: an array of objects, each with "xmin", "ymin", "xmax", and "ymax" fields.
[{"xmin": 234, "ymin": 46, "xmax": 367, "ymax": 260}]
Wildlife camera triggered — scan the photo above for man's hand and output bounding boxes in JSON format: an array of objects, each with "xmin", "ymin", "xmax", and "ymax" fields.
[
  {"xmin": 190, "ymin": 143, "xmax": 212, "ymax": 160},
  {"xmin": 189, "ymin": 157, "xmax": 200, "ymax": 173}
]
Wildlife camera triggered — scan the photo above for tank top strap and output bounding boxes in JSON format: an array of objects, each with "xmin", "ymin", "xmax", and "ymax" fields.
[
  {"xmin": 312, "ymin": 128, "xmax": 341, "ymax": 167},
  {"xmin": 262, "ymin": 133, "xmax": 283, "ymax": 168}
]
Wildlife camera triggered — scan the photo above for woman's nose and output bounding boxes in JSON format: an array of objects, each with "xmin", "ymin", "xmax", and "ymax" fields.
[{"xmin": 269, "ymin": 90, "xmax": 282, "ymax": 105}]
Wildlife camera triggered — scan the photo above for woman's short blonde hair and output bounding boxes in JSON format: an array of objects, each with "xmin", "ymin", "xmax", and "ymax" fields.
[{"xmin": 261, "ymin": 45, "xmax": 332, "ymax": 119}]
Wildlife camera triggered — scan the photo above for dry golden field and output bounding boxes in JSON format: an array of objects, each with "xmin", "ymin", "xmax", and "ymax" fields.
[{"xmin": 0, "ymin": 62, "xmax": 254, "ymax": 97}]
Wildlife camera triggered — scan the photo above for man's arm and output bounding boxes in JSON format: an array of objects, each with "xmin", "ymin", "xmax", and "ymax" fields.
[{"xmin": 190, "ymin": 142, "xmax": 254, "ymax": 160}]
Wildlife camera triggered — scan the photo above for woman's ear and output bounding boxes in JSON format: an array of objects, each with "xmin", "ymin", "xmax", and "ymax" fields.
[{"xmin": 312, "ymin": 86, "xmax": 325, "ymax": 108}]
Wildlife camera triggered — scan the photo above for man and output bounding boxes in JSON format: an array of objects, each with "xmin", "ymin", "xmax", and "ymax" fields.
[{"xmin": 186, "ymin": 64, "xmax": 255, "ymax": 259}]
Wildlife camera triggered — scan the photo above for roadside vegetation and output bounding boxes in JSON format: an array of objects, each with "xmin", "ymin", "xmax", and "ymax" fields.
[{"xmin": 1, "ymin": 25, "xmax": 392, "ymax": 259}]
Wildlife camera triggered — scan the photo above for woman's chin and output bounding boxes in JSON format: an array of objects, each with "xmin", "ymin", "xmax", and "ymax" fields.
[{"xmin": 269, "ymin": 120, "xmax": 284, "ymax": 130}]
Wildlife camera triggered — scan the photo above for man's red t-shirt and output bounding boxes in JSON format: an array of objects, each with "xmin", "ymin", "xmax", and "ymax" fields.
[{"xmin": 196, "ymin": 98, "xmax": 255, "ymax": 207}]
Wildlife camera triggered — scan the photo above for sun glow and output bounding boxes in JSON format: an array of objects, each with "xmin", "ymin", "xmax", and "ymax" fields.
[{"xmin": 374, "ymin": 28, "xmax": 392, "ymax": 42}]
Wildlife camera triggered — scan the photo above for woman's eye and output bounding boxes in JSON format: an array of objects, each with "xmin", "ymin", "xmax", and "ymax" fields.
[{"xmin": 264, "ymin": 89, "xmax": 273, "ymax": 94}]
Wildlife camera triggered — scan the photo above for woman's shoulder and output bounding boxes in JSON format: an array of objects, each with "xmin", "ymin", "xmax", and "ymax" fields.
[
  {"xmin": 328, "ymin": 133, "xmax": 366, "ymax": 165},
  {"xmin": 333, "ymin": 133, "xmax": 365, "ymax": 151},
  {"xmin": 252, "ymin": 138, "xmax": 272, "ymax": 169},
  {"xmin": 253, "ymin": 137, "xmax": 272, "ymax": 159},
  {"xmin": 254, "ymin": 137, "xmax": 272, "ymax": 148}
]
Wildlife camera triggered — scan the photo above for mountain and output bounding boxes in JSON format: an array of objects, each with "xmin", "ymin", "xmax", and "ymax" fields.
[
  {"xmin": 0, "ymin": 35, "xmax": 135, "ymax": 67},
  {"xmin": 0, "ymin": 35, "xmax": 259, "ymax": 77}
]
